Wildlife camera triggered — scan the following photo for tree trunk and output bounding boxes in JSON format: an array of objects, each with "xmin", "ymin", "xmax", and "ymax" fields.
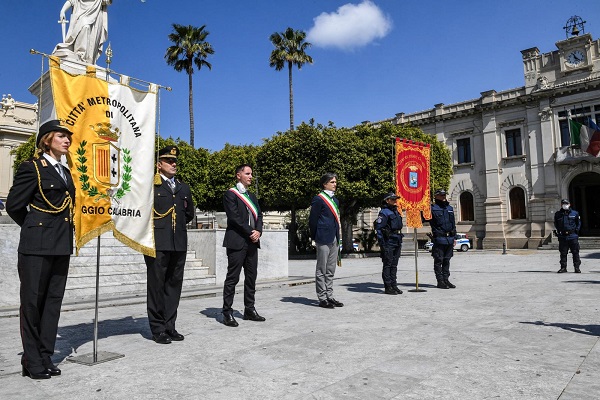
[
  {"xmin": 340, "ymin": 200, "xmax": 358, "ymax": 253},
  {"xmin": 288, "ymin": 61, "xmax": 294, "ymax": 131},
  {"xmin": 188, "ymin": 71, "xmax": 195, "ymax": 148},
  {"xmin": 288, "ymin": 206, "xmax": 298, "ymax": 255}
]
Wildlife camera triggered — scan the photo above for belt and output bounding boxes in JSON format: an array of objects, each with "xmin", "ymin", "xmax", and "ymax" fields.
[
  {"xmin": 559, "ymin": 231, "xmax": 572, "ymax": 235},
  {"xmin": 433, "ymin": 232, "xmax": 453, "ymax": 238}
]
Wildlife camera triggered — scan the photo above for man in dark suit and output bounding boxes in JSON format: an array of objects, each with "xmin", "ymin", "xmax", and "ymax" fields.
[
  {"xmin": 222, "ymin": 164, "xmax": 265, "ymax": 327},
  {"xmin": 309, "ymin": 172, "xmax": 344, "ymax": 308},
  {"xmin": 144, "ymin": 146, "xmax": 195, "ymax": 344}
]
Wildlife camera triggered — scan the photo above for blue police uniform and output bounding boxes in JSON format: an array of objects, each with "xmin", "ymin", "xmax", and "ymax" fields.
[
  {"xmin": 428, "ymin": 199, "xmax": 456, "ymax": 288},
  {"xmin": 553, "ymin": 207, "xmax": 581, "ymax": 272},
  {"xmin": 375, "ymin": 204, "xmax": 404, "ymax": 293}
]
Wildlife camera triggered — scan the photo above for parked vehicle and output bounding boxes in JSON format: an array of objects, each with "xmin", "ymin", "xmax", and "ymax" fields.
[{"xmin": 424, "ymin": 233, "xmax": 471, "ymax": 252}]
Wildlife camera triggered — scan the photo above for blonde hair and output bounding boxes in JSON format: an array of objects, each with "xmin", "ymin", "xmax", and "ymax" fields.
[{"xmin": 35, "ymin": 131, "xmax": 72, "ymax": 158}]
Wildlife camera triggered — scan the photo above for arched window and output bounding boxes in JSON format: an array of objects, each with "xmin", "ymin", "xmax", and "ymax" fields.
[
  {"xmin": 509, "ymin": 187, "xmax": 527, "ymax": 219},
  {"xmin": 459, "ymin": 192, "xmax": 474, "ymax": 221}
]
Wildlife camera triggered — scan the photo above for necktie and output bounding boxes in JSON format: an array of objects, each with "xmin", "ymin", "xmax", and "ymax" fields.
[
  {"xmin": 169, "ymin": 179, "xmax": 176, "ymax": 192},
  {"xmin": 55, "ymin": 163, "xmax": 67, "ymax": 183}
]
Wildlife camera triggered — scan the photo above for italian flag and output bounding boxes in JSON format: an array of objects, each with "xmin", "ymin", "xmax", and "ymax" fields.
[
  {"xmin": 49, "ymin": 57, "xmax": 157, "ymax": 256},
  {"xmin": 570, "ymin": 118, "xmax": 600, "ymax": 157}
]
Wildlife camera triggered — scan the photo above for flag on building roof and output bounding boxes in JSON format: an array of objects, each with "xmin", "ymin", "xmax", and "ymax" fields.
[{"xmin": 569, "ymin": 118, "xmax": 600, "ymax": 157}]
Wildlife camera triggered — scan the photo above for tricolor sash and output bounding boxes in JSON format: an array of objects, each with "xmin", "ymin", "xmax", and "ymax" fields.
[
  {"xmin": 229, "ymin": 188, "xmax": 259, "ymax": 222},
  {"xmin": 318, "ymin": 191, "xmax": 342, "ymax": 266}
]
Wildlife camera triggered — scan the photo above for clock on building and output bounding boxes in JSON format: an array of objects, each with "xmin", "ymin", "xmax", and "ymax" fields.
[{"xmin": 566, "ymin": 49, "xmax": 586, "ymax": 67}]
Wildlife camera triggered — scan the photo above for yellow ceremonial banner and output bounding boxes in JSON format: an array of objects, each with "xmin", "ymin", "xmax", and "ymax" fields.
[
  {"xmin": 49, "ymin": 57, "xmax": 157, "ymax": 256},
  {"xmin": 395, "ymin": 138, "xmax": 432, "ymax": 228}
]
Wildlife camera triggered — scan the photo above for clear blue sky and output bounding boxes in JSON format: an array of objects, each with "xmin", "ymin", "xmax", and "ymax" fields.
[{"xmin": 2, "ymin": 1, "xmax": 600, "ymax": 151}]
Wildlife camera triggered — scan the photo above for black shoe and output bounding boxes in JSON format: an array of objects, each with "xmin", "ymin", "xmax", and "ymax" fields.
[
  {"xmin": 243, "ymin": 308, "xmax": 266, "ymax": 322},
  {"xmin": 22, "ymin": 366, "xmax": 51, "ymax": 379},
  {"xmin": 152, "ymin": 332, "xmax": 172, "ymax": 344},
  {"xmin": 393, "ymin": 286, "xmax": 403, "ymax": 294},
  {"xmin": 166, "ymin": 330, "xmax": 184, "ymax": 341},
  {"xmin": 319, "ymin": 300, "xmax": 334, "ymax": 308},
  {"xmin": 44, "ymin": 365, "xmax": 61, "ymax": 376},
  {"xmin": 223, "ymin": 312, "xmax": 239, "ymax": 327},
  {"xmin": 384, "ymin": 287, "xmax": 397, "ymax": 295},
  {"xmin": 445, "ymin": 280, "xmax": 456, "ymax": 289},
  {"xmin": 574, "ymin": 267, "xmax": 581, "ymax": 273},
  {"xmin": 557, "ymin": 268, "xmax": 568, "ymax": 273},
  {"xmin": 437, "ymin": 281, "xmax": 449, "ymax": 289},
  {"xmin": 328, "ymin": 298, "xmax": 344, "ymax": 307}
]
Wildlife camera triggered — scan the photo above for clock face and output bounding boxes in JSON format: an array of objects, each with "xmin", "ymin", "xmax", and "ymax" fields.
[{"xmin": 566, "ymin": 50, "xmax": 585, "ymax": 66}]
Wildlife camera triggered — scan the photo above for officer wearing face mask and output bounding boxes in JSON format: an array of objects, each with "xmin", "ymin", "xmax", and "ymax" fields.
[{"xmin": 553, "ymin": 199, "xmax": 581, "ymax": 273}]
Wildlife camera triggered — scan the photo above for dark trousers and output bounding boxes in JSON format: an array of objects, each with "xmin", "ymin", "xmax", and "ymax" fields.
[
  {"xmin": 432, "ymin": 243, "xmax": 453, "ymax": 281},
  {"xmin": 222, "ymin": 243, "xmax": 258, "ymax": 313},
  {"xmin": 144, "ymin": 251, "xmax": 186, "ymax": 335},
  {"xmin": 381, "ymin": 240, "xmax": 401, "ymax": 287},
  {"xmin": 18, "ymin": 253, "xmax": 69, "ymax": 371},
  {"xmin": 558, "ymin": 239, "xmax": 581, "ymax": 269}
]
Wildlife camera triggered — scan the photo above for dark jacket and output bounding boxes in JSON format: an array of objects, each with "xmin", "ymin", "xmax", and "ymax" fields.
[
  {"xmin": 309, "ymin": 193, "xmax": 340, "ymax": 245},
  {"xmin": 554, "ymin": 208, "xmax": 581, "ymax": 240},
  {"xmin": 428, "ymin": 199, "xmax": 456, "ymax": 245},
  {"xmin": 153, "ymin": 177, "xmax": 195, "ymax": 252},
  {"xmin": 7, "ymin": 157, "xmax": 75, "ymax": 255},
  {"xmin": 223, "ymin": 188, "xmax": 263, "ymax": 250},
  {"xmin": 375, "ymin": 204, "xmax": 404, "ymax": 245}
]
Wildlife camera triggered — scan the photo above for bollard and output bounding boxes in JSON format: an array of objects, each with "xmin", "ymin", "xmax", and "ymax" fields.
[{"xmin": 502, "ymin": 241, "xmax": 507, "ymax": 255}]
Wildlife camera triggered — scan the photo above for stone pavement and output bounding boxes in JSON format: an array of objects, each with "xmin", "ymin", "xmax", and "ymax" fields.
[{"xmin": 0, "ymin": 249, "xmax": 599, "ymax": 399}]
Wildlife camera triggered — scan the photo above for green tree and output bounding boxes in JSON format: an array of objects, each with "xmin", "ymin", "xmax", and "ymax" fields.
[
  {"xmin": 10, "ymin": 133, "xmax": 36, "ymax": 172},
  {"xmin": 165, "ymin": 24, "xmax": 214, "ymax": 148},
  {"xmin": 269, "ymin": 27, "xmax": 313, "ymax": 131}
]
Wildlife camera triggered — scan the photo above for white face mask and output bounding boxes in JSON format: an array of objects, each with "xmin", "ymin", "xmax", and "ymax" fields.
[{"xmin": 562, "ymin": 204, "xmax": 570, "ymax": 210}]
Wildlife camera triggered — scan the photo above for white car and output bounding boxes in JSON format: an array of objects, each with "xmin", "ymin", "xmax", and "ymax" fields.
[{"xmin": 424, "ymin": 233, "xmax": 471, "ymax": 252}]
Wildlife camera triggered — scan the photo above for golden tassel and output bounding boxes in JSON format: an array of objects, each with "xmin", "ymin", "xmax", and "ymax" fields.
[{"xmin": 154, "ymin": 172, "xmax": 162, "ymax": 185}]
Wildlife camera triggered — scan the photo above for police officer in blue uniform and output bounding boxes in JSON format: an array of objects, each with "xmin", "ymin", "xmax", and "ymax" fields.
[
  {"xmin": 426, "ymin": 189, "xmax": 457, "ymax": 289},
  {"xmin": 375, "ymin": 192, "xmax": 404, "ymax": 295},
  {"xmin": 553, "ymin": 199, "xmax": 581, "ymax": 273}
]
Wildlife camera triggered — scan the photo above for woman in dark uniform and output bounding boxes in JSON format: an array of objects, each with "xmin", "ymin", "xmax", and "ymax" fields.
[{"xmin": 6, "ymin": 120, "xmax": 75, "ymax": 379}]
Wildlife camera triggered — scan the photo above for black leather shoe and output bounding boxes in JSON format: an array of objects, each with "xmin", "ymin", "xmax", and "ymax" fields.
[
  {"xmin": 243, "ymin": 309, "xmax": 266, "ymax": 321},
  {"xmin": 152, "ymin": 332, "xmax": 172, "ymax": 344},
  {"xmin": 319, "ymin": 300, "xmax": 334, "ymax": 308},
  {"xmin": 393, "ymin": 286, "xmax": 403, "ymax": 294},
  {"xmin": 328, "ymin": 298, "xmax": 344, "ymax": 307},
  {"xmin": 557, "ymin": 268, "xmax": 567, "ymax": 273},
  {"xmin": 22, "ymin": 366, "xmax": 51, "ymax": 379},
  {"xmin": 437, "ymin": 281, "xmax": 449, "ymax": 289},
  {"xmin": 384, "ymin": 287, "xmax": 397, "ymax": 295},
  {"xmin": 445, "ymin": 280, "xmax": 456, "ymax": 289},
  {"xmin": 44, "ymin": 365, "xmax": 61, "ymax": 376},
  {"xmin": 574, "ymin": 267, "xmax": 581, "ymax": 273},
  {"xmin": 223, "ymin": 313, "xmax": 239, "ymax": 327},
  {"xmin": 166, "ymin": 330, "xmax": 184, "ymax": 341}
]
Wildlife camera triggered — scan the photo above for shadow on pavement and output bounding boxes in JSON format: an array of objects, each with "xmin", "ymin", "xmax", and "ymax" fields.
[
  {"xmin": 199, "ymin": 307, "xmax": 243, "ymax": 323},
  {"xmin": 520, "ymin": 321, "xmax": 600, "ymax": 336},
  {"xmin": 280, "ymin": 296, "xmax": 319, "ymax": 307},
  {"xmin": 519, "ymin": 270, "xmax": 556, "ymax": 273},
  {"xmin": 582, "ymin": 252, "xmax": 600, "ymax": 259},
  {"xmin": 55, "ymin": 316, "xmax": 150, "ymax": 363},
  {"xmin": 564, "ymin": 280, "xmax": 600, "ymax": 284},
  {"xmin": 341, "ymin": 281, "xmax": 383, "ymax": 293}
]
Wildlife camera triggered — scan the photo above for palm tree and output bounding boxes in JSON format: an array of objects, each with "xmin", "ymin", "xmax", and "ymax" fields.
[
  {"xmin": 269, "ymin": 27, "xmax": 313, "ymax": 131},
  {"xmin": 165, "ymin": 24, "xmax": 214, "ymax": 148}
]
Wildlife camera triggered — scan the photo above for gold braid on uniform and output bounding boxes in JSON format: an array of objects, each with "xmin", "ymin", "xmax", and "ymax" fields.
[
  {"xmin": 30, "ymin": 160, "xmax": 73, "ymax": 222},
  {"xmin": 153, "ymin": 206, "xmax": 176, "ymax": 231}
]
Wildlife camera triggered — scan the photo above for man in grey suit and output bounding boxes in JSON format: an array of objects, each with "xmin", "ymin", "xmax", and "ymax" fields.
[
  {"xmin": 309, "ymin": 172, "xmax": 344, "ymax": 309},
  {"xmin": 222, "ymin": 164, "xmax": 265, "ymax": 327}
]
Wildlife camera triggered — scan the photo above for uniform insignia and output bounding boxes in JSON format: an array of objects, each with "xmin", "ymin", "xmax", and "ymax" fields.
[
  {"xmin": 376, "ymin": 217, "xmax": 382, "ymax": 223},
  {"xmin": 40, "ymin": 159, "xmax": 48, "ymax": 167},
  {"xmin": 170, "ymin": 148, "xmax": 177, "ymax": 155}
]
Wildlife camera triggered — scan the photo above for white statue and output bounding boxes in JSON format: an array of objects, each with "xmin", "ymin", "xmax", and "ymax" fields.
[
  {"xmin": 1, "ymin": 94, "xmax": 16, "ymax": 116},
  {"xmin": 52, "ymin": 0, "xmax": 112, "ymax": 65}
]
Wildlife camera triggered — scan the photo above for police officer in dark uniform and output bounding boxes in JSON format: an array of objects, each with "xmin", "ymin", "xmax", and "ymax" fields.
[
  {"xmin": 553, "ymin": 199, "xmax": 581, "ymax": 273},
  {"xmin": 7, "ymin": 120, "xmax": 75, "ymax": 379},
  {"xmin": 144, "ymin": 146, "xmax": 195, "ymax": 344},
  {"xmin": 375, "ymin": 192, "xmax": 404, "ymax": 295},
  {"xmin": 426, "ymin": 189, "xmax": 457, "ymax": 289}
]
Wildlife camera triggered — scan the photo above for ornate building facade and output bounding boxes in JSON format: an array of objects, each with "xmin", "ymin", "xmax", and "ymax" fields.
[{"xmin": 378, "ymin": 19, "xmax": 600, "ymax": 249}]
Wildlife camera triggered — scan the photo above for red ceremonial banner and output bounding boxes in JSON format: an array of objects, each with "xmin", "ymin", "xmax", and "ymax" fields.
[{"xmin": 395, "ymin": 138, "xmax": 432, "ymax": 228}]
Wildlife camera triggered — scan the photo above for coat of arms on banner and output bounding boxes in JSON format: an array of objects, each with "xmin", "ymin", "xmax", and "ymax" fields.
[{"xmin": 76, "ymin": 122, "xmax": 133, "ymax": 201}]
